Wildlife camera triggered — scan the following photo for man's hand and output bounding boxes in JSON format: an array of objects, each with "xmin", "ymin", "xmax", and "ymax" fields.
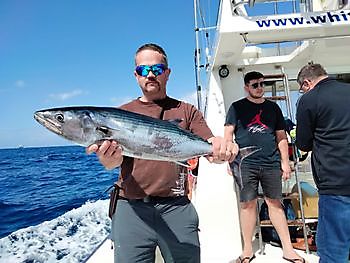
[
  {"xmin": 207, "ymin": 136, "xmax": 239, "ymax": 163},
  {"xmin": 281, "ymin": 161, "xmax": 292, "ymax": 180},
  {"xmin": 86, "ymin": 140, "xmax": 123, "ymax": 170}
]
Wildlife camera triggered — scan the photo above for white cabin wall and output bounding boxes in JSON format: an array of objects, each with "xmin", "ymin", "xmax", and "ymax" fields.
[
  {"xmin": 307, "ymin": 39, "xmax": 350, "ymax": 75},
  {"xmin": 221, "ymin": 67, "xmax": 246, "ymax": 112},
  {"xmin": 203, "ymin": 70, "xmax": 226, "ymax": 135},
  {"xmin": 194, "ymin": 68, "xmax": 243, "ymax": 262},
  {"xmin": 313, "ymin": 0, "xmax": 350, "ymax": 11},
  {"xmin": 202, "ymin": 67, "xmax": 246, "ymax": 132}
]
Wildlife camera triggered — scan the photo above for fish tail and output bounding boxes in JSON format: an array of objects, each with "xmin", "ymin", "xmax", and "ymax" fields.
[{"xmin": 229, "ymin": 146, "xmax": 261, "ymax": 190}]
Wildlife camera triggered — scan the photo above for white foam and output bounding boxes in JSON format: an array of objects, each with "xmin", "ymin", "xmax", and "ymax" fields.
[{"xmin": 0, "ymin": 199, "xmax": 111, "ymax": 263}]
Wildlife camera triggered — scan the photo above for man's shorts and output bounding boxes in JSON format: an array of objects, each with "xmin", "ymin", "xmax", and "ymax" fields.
[{"xmin": 239, "ymin": 163, "xmax": 282, "ymax": 202}]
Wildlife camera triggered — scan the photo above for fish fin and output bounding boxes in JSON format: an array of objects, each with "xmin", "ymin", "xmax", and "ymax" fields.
[
  {"xmin": 174, "ymin": 161, "xmax": 191, "ymax": 168},
  {"xmin": 230, "ymin": 160, "xmax": 243, "ymax": 190},
  {"xmin": 96, "ymin": 126, "xmax": 112, "ymax": 136},
  {"xmin": 229, "ymin": 146, "xmax": 261, "ymax": 190},
  {"xmin": 239, "ymin": 146, "xmax": 261, "ymax": 160},
  {"xmin": 167, "ymin": 119, "xmax": 183, "ymax": 125}
]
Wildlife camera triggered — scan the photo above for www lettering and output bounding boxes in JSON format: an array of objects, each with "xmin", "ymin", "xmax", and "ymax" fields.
[{"xmin": 255, "ymin": 11, "xmax": 350, "ymax": 28}]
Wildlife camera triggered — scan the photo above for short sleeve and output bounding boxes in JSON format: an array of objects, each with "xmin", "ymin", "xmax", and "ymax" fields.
[
  {"xmin": 274, "ymin": 104, "xmax": 286, "ymax": 131},
  {"xmin": 225, "ymin": 103, "xmax": 237, "ymax": 126}
]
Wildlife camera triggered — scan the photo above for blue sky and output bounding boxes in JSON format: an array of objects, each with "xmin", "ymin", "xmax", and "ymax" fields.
[{"xmin": 0, "ymin": 0, "xmax": 220, "ymax": 148}]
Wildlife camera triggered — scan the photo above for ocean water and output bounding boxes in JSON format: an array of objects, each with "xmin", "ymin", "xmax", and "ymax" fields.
[{"xmin": 0, "ymin": 146, "xmax": 117, "ymax": 262}]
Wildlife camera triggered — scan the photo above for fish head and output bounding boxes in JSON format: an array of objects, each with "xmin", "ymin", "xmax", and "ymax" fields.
[{"xmin": 34, "ymin": 108, "xmax": 99, "ymax": 146}]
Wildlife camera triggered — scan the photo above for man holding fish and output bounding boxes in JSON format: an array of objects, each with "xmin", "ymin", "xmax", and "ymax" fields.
[{"xmin": 87, "ymin": 43, "xmax": 239, "ymax": 263}]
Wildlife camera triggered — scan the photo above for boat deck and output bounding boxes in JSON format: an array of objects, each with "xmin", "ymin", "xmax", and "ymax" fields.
[{"xmin": 85, "ymin": 236, "xmax": 319, "ymax": 263}]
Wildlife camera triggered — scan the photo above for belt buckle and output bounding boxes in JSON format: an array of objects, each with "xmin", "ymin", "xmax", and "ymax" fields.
[{"xmin": 143, "ymin": 196, "xmax": 152, "ymax": 203}]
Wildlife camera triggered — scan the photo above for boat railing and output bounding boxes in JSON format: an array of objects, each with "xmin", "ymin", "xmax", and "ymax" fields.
[
  {"xmin": 232, "ymin": 0, "xmax": 350, "ymax": 15},
  {"xmin": 232, "ymin": 0, "xmax": 309, "ymax": 15}
]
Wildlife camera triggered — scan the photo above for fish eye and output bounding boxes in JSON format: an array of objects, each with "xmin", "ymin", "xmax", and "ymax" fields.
[
  {"xmin": 55, "ymin": 113, "xmax": 64, "ymax": 123},
  {"xmin": 97, "ymin": 126, "xmax": 109, "ymax": 135}
]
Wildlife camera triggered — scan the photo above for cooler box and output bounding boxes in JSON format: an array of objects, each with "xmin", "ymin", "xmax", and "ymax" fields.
[{"xmin": 291, "ymin": 181, "xmax": 318, "ymax": 218}]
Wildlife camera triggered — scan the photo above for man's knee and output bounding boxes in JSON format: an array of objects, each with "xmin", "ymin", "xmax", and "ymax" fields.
[
  {"xmin": 241, "ymin": 199, "xmax": 257, "ymax": 210},
  {"xmin": 264, "ymin": 197, "xmax": 282, "ymax": 209}
]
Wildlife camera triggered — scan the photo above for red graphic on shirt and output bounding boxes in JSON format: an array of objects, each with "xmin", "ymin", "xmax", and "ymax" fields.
[{"xmin": 247, "ymin": 110, "xmax": 268, "ymax": 130}]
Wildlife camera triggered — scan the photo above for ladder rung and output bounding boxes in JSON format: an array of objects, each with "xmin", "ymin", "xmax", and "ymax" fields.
[
  {"xmin": 282, "ymin": 192, "xmax": 299, "ymax": 199},
  {"xmin": 264, "ymin": 95, "xmax": 287, "ymax": 100},
  {"xmin": 260, "ymin": 219, "xmax": 304, "ymax": 227},
  {"xmin": 263, "ymin": 73, "xmax": 285, "ymax": 79},
  {"xmin": 258, "ymin": 192, "xmax": 299, "ymax": 199}
]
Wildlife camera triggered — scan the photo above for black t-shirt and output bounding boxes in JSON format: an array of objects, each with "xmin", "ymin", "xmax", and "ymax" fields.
[
  {"xmin": 225, "ymin": 98, "xmax": 285, "ymax": 167},
  {"xmin": 296, "ymin": 78, "xmax": 350, "ymax": 195}
]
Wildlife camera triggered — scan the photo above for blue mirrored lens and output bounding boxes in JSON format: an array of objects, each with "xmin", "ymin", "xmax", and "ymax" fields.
[
  {"xmin": 135, "ymin": 66, "xmax": 150, "ymax": 77},
  {"xmin": 150, "ymin": 64, "xmax": 165, "ymax": 76},
  {"xmin": 136, "ymin": 64, "xmax": 166, "ymax": 77}
]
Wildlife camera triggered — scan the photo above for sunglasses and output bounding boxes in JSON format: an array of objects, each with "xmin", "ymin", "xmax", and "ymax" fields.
[
  {"xmin": 250, "ymin": 81, "xmax": 265, "ymax": 89},
  {"xmin": 298, "ymin": 80, "xmax": 309, "ymax": 93},
  {"xmin": 135, "ymin": 64, "xmax": 167, "ymax": 77},
  {"xmin": 299, "ymin": 83, "xmax": 305, "ymax": 94}
]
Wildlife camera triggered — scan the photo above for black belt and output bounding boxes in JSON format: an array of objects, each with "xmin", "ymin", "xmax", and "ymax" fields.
[{"xmin": 118, "ymin": 195, "xmax": 185, "ymax": 203}]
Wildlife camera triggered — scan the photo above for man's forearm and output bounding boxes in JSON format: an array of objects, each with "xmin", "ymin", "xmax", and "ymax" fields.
[
  {"xmin": 278, "ymin": 139, "xmax": 290, "ymax": 164},
  {"xmin": 224, "ymin": 125, "xmax": 235, "ymax": 142}
]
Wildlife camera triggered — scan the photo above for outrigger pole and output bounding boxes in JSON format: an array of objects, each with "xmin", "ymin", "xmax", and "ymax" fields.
[
  {"xmin": 193, "ymin": 0, "xmax": 202, "ymax": 111},
  {"xmin": 193, "ymin": 0, "xmax": 216, "ymax": 112}
]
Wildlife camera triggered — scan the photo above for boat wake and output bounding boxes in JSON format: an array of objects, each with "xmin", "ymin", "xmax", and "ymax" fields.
[{"xmin": 0, "ymin": 199, "xmax": 111, "ymax": 263}]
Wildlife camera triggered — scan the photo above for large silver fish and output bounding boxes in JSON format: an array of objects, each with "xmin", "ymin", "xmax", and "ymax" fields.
[{"xmin": 34, "ymin": 106, "xmax": 260, "ymax": 189}]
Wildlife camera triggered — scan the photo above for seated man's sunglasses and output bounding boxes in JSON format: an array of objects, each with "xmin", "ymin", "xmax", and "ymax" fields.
[
  {"xmin": 250, "ymin": 81, "xmax": 265, "ymax": 89},
  {"xmin": 135, "ymin": 64, "xmax": 167, "ymax": 77}
]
